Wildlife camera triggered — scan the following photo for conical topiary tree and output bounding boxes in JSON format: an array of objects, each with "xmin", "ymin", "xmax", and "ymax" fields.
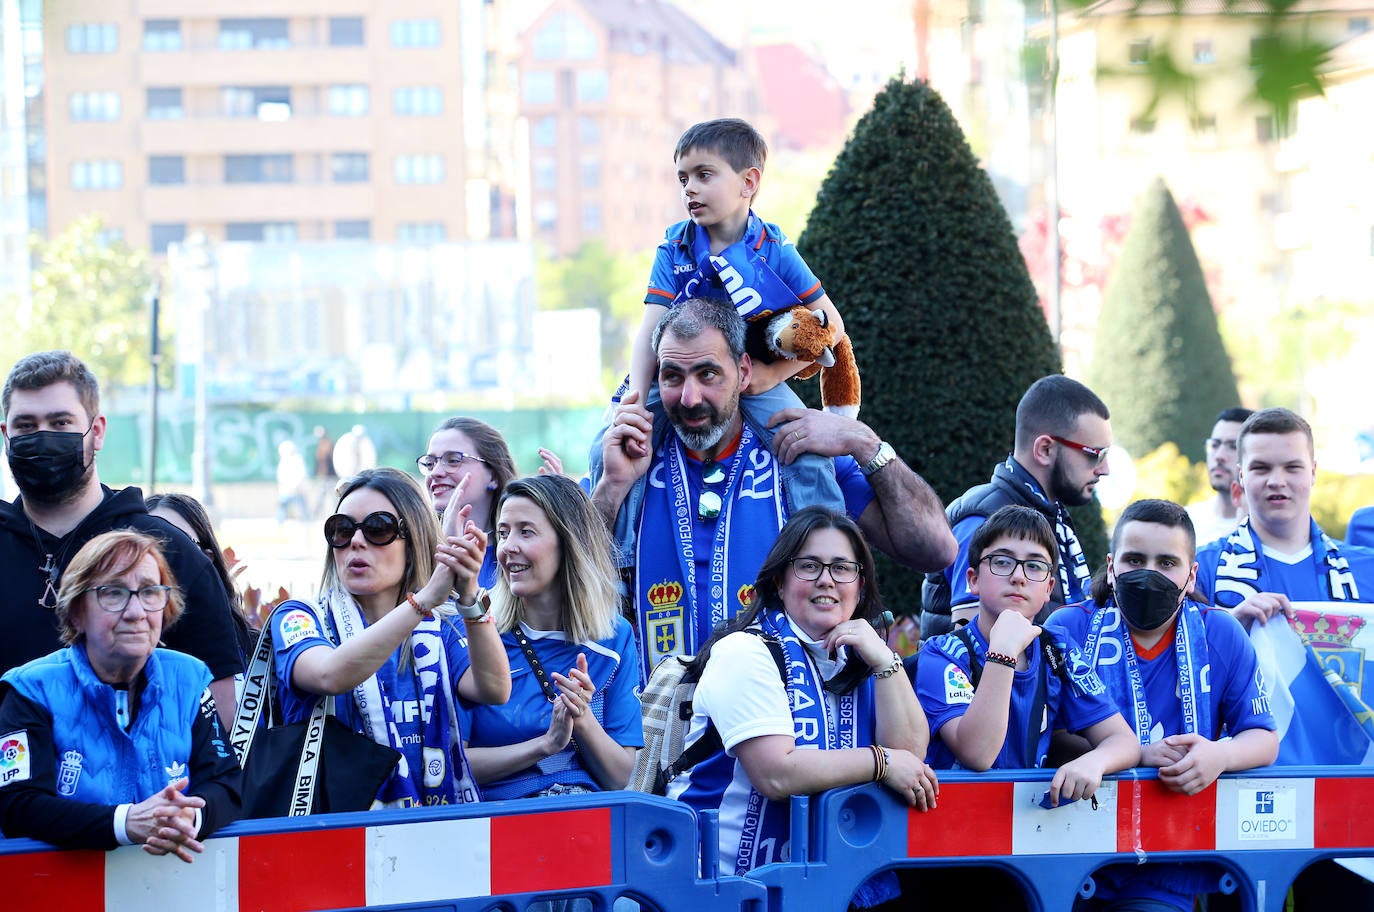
[
  {"xmin": 795, "ymin": 75, "xmax": 1106, "ymax": 609},
  {"xmin": 1087, "ymin": 178, "xmax": 1241, "ymax": 460}
]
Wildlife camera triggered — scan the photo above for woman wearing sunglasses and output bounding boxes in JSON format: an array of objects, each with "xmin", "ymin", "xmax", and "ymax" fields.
[
  {"xmin": 666, "ymin": 507, "xmax": 938, "ymax": 888},
  {"xmin": 268, "ymin": 467, "xmax": 511, "ymax": 808},
  {"xmin": 417, "ymin": 417, "xmax": 564, "ymax": 591},
  {"xmin": 0, "ymin": 531, "xmax": 241, "ymax": 860},
  {"xmin": 459, "ymin": 474, "xmax": 642, "ymax": 799}
]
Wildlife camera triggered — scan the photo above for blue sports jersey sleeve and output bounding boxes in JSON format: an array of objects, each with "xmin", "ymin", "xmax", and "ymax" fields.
[
  {"xmin": 1044, "ymin": 624, "xmax": 1120, "ymax": 736},
  {"xmin": 1204, "ymin": 608, "xmax": 1276, "ymax": 735},
  {"xmin": 914, "ymin": 634, "xmax": 976, "ymax": 748},
  {"xmin": 947, "ymin": 515, "xmax": 990, "ymax": 609},
  {"xmin": 835, "ymin": 455, "xmax": 875, "ymax": 520},
  {"xmin": 1194, "ymin": 540, "xmax": 1223, "ymax": 604},
  {"xmin": 600, "ymin": 618, "xmax": 646, "ymax": 747},
  {"xmin": 767, "ymin": 226, "xmax": 825, "ymax": 305},
  {"xmin": 270, "ymin": 601, "xmax": 333, "ymax": 724},
  {"xmin": 645, "ymin": 238, "xmax": 681, "ymax": 306}
]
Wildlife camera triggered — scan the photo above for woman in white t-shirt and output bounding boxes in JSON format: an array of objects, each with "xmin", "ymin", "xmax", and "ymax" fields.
[{"xmin": 667, "ymin": 506, "xmax": 938, "ymax": 887}]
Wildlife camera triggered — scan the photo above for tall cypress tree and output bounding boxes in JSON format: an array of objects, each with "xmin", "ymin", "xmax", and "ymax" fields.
[
  {"xmin": 1087, "ymin": 178, "xmax": 1241, "ymax": 459},
  {"xmin": 795, "ymin": 76, "xmax": 1105, "ymax": 607}
]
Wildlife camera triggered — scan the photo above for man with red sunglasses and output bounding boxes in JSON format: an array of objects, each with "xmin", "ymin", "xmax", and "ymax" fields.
[{"xmin": 920, "ymin": 375, "xmax": 1112, "ymax": 639}]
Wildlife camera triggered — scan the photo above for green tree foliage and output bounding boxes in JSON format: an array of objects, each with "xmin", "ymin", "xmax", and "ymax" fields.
[
  {"xmin": 796, "ymin": 76, "xmax": 1107, "ymax": 605},
  {"xmin": 534, "ymin": 239, "xmax": 650, "ymax": 383},
  {"xmin": 1, "ymin": 217, "xmax": 162, "ymax": 389},
  {"xmin": 1087, "ymin": 178, "xmax": 1240, "ymax": 460}
]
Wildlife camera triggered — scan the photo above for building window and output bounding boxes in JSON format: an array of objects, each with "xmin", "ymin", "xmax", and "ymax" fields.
[
  {"xmin": 523, "ymin": 71, "xmax": 556, "ymax": 105},
  {"xmin": 391, "ymin": 18, "xmax": 440, "ymax": 47},
  {"xmin": 330, "ymin": 152, "xmax": 369, "ymax": 183},
  {"xmin": 146, "ymin": 87, "xmax": 184, "ymax": 120},
  {"xmin": 148, "ymin": 155, "xmax": 185, "ymax": 185},
  {"xmin": 226, "ymin": 222, "xmax": 297, "ymax": 242},
  {"xmin": 1193, "ymin": 39, "xmax": 1215, "ymax": 64},
  {"xmin": 222, "ymin": 86, "xmax": 291, "ymax": 119},
  {"xmin": 534, "ymin": 158, "xmax": 556, "ymax": 190},
  {"xmin": 329, "ymin": 17, "xmax": 365, "ymax": 46},
  {"xmin": 71, "ymin": 159, "xmax": 123, "ymax": 190},
  {"xmin": 335, "ymin": 219, "xmax": 371, "ymax": 239},
  {"xmin": 578, "ymin": 116, "xmax": 600, "ymax": 145},
  {"xmin": 1129, "ymin": 116, "xmax": 1156, "ymax": 135},
  {"xmin": 96, "ymin": 227, "xmax": 125, "ymax": 246},
  {"xmin": 392, "ymin": 86, "xmax": 443, "ymax": 116},
  {"xmin": 70, "ymin": 92, "xmax": 121, "ymax": 122},
  {"xmin": 532, "ymin": 11, "xmax": 598, "ymax": 60},
  {"xmin": 224, "ymin": 153, "xmax": 294, "ymax": 183},
  {"xmin": 1190, "ymin": 114, "xmax": 1218, "ymax": 143},
  {"xmin": 576, "ymin": 70, "xmax": 609, "ymax": 103},
  {"xmin": 218, "ymin": 18, "xmax": 289, "ymax": 50},
  {"xmin": 394, "ymin": 155, "xmax": 444, "ymax": 184},
  {"xmin": 534, "ymin": 201, "xmax": 557, "ymax": 232},
  {"xmin": 582, "ymin": 202, "xmax": 602, "ymax": 232},
  {"xmin": 1128, "ymin": 38, "xmax": 1151, "ymax": 66},
  {"xmin": 327, "ymin": 85, "xmax": 369, "ymax": 117},
  {"xmin": 67, "ymin": 23, "xmax": 117, "ymax": 54},
  {"xmin": 143, "ymin": 19, "xmax": 182, "ymax": 52},
  {"xmin": 151, "ymin": 223, "xmax": 186, "ymax": 255},
  {"xmin": 532, "ymin": 116, "xmax": 557, "ymax": 147},
  {"xmin": 1255, "ymin": 114, "xmax": 1293, "ymax": 142},
  {"xmin": 1351, "ymin": 17, "xmax": 1371, "ymax": 33},
  {"xmin": 581, "ymin": 156, "xmax": 600, "ymax": 189},
  {"xmin": 397, "ymin": 222, "xmax": 447, "ymax": 242}
]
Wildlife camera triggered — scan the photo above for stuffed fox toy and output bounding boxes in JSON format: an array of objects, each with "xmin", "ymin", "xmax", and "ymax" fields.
[{"xmin": 745, "ymin": 306, "xmax": 861, "ymax": 418}]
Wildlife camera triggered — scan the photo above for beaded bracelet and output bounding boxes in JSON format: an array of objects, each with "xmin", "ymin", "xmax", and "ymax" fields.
[
  {"xmin": 985, "ymin": 651, "xmax": 1018, "ymax": 669},
  {"xmin": 406, "ymin": 592, "xmax": 433, "ymax": 619}
]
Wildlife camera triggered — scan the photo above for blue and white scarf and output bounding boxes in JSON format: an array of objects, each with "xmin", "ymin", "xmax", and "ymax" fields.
[
  {"xmin": 675, "ymin": 211, "xmax": 802, "ymax": 322},
  {"xmin": 634, "ymin": 426, "xmax": 786, "ymax": 677},
  {"xmin": 733, "ymin": 610, "xmax": 866, "ymax": 876},
  {"xmin": 996, "ymin": 457, "xmax": 1092, "ymax": 604},
  {"xmin": 1211, "ymin": 517, "xmax": 1360, "ymax": 608},
  {"xmin": 1079, "ymin": 598, "xmax": 1213, "ymax": 744},
  {"xmin": 323, "ymin": 588, "xmax": 480, "ymax": 807}
]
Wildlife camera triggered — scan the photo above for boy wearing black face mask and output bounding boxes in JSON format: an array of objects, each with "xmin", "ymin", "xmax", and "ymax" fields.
[{"xmin": 1050, "ymin": 499, "xmax": 1277, "ymax": 912}]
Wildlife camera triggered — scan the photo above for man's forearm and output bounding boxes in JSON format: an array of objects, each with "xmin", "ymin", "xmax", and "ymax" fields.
[{"xmin": 866, "ymin": 456, "xmax": 957, "ymax": 571}]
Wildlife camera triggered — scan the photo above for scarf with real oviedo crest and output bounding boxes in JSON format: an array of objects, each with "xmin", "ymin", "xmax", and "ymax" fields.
[
  {"xmin": 731, "ymin": 609, "xmax": 871, "ymax": 876},
  {"xmin": 634, "ymin": 425, "xmax": 786, "ymax": 680},
  {"xmin": 1211, "ymin": 516, "xmax": 1361, "ymax": 607},
  {"xmin": 323, "ymin": 587, "xmax": 480, "ymax": 807}
]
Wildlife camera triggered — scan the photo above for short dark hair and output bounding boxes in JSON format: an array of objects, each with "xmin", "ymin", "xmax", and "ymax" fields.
[
  {"xmin": 674, "ymin": 118, "xmax": 767, "ymax": 174},
  {"xmin": 968, "ymin": 505, "xmax": 1058, "ymax": 572},
  {"xmin": 1238, "ymin": 407, "xmax": 1313, "ymax": 464},
  {"xmin": 1091, "ymin": 498, "xmax": 1196, "ymax": 604},
  {"xmin": 652, "ymin": 296, "xmax": 746, "ymax": 363},
  {"xmin": 3, "ymin": 351, "xmax": 100, "ymax": 421},
  {"xmin": 1215, "ymin": 407, "xmax": 1254, "ymax": 425},
  {"xmin": 1013, "ymin": 375, "xmax": 1110, "ymax": 452}
]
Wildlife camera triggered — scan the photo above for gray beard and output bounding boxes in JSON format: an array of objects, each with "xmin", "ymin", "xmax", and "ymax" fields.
[{"xmin": 675, "ymin": 420, "xmax": 730, "ymax": 453}]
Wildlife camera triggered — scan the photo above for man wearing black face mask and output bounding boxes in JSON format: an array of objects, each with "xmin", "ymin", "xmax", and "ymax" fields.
[
  {"xmin": 0, "ymin": 352, "xmax": 243, "ymax": 726},
  {"xmin": 1049, "ymin": 499, "xmax": 1277, "ymax": 912}
]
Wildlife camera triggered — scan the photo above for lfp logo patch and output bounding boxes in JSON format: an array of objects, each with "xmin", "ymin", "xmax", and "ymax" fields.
[
  {"xmin": 278, "ymin": 609, "xmax": 319, "ymax": 647},
  {"xmin": 944, "ymin": 664, "xmax": 974, "ymax": 705},
  {"xmin": 0, "ymin": 731, "xmax": 31, "ymax": 786}
]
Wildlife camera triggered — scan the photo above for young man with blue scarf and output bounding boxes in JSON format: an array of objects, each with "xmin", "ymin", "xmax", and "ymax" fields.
[
  {"xmin": 1051, "ymin": 499, "xmax": 1277, "ymax": 912},
  {"xmin": 593, "ymin": 297, "xmax": 954, "ymax": 680}
]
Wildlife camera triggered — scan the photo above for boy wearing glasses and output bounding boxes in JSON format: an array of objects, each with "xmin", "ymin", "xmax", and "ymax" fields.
[
  {"xmin": 914, "ymin": 506, "xmax": 1137, "ymax": 803},
  {"xmin": 1185, "ymin": 407, "xmax": 1252, "ymax": 545},
  {"xmin": 1049, "ymin": 499, "xmax": 1276, "ymax": 911}
]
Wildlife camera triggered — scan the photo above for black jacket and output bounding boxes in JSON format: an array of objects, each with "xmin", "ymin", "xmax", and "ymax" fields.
[{"xmin": 0, "ymin": 486, "xmax": 244, "ymax": 680}]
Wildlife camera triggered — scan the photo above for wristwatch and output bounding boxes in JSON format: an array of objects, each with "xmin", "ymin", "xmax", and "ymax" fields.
[{"xmin": 860, "ymin": 441, "xmax": 896, "ymax": 477}]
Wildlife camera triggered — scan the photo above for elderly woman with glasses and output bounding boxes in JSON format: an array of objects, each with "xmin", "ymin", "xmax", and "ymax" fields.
[
  {"xmin": 417, "ymin": 417, "xmax": 563, "ymax": 590},
  {"xmin": 268, "ymin": 467, "xmax": 511, "ymax": 808},
  {"xmin": 0, "ymin": 531, "xmax": 242, "ymax": 860},
  {"xmin": 666, "ymin": 506, "xmax": 938, "ymax": 889}
]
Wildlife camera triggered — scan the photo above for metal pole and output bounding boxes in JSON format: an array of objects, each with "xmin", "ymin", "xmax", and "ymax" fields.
[
  {"xmin": 145, "ymin": 281, "xmax": 161, "ymax": 492},
  {"xmin": 1047, "ymin": 0, "xmax": 1063, "ymax": 350}
]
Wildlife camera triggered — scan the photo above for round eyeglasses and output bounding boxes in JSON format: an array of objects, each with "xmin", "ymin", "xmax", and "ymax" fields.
[
  {"xmin": 323, "ymin": 511, "xmax": 408, "ymax": 548},
  {"xmin": 86, "ymin": 584, "xmax": 173, "ymax": 613},
  {"xmin": 979, "ymin": 554, "xmax": 1053, "ymax": 582},
  {"xmin": 416, "ymin": 451, "xmax": 487, "ymax": 476}
]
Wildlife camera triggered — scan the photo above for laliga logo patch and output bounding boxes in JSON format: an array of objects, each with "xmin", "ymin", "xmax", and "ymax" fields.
[
  {"xmin": 944, "ymin": 664, "xmax": 974, "ymax": 705},
  {"xmin": 279, "ymin": 609, "xmax": 319, "ymax": 647},
  {"xmin": 0, "ymin": 732, "xmax": 31, "ymax": 786}
]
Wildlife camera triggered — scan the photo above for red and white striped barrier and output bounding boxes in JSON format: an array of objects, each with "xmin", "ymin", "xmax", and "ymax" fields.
[
  {"xmin": 907, "ymin": 775, "xmax": 1374, "ymax": 858},
  {"xmin": 2, "ymin": 807, "xmax": 612, "ymax": 911}
]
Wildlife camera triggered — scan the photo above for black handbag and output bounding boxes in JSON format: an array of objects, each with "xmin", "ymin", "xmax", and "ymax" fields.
[{"xmin": 231, "ymin": 609, "xmax": 401, "ymax": 819}]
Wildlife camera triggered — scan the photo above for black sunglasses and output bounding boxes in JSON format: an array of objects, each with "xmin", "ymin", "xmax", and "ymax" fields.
[{"xmin": 323, "ymin": 511, "xmax": 408, "ymax": 548}]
